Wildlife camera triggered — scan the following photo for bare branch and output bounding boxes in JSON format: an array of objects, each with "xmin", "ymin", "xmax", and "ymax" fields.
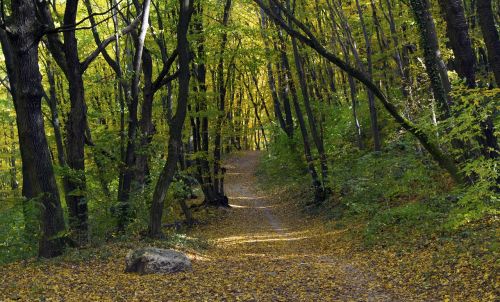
[
  {"xmin": 44, "ymin": 0, "xmax": 128, "ymax": 34},
  {"xmin": 80, "ymin": 13, "xmax": 142, "ymax": 72},
  {"xmin": 152, "ymin": 49, "xmax": 179, "ymax": 93}
]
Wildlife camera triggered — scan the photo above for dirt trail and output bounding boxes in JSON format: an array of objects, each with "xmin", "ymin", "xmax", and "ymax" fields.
[
  {"xmin": 190, "ymin": 151, "xmax": 412, "ymax": 301},
  {"xmin": 0, "ymin": 151, "xmax": 417, "ymax": 301}
]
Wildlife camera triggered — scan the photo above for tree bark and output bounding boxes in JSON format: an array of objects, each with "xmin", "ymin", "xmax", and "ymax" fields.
[
  {"xmin": 477, "ymin": 0, "xmax": 500, "ymax": 86},
  {"xmin": 291, "ymin": 33, "xmax": 329, "ymax": 186},
  {"xmin": 212, "ymin": 0, "xmax": 232, "ymax": 204},
  {"xmin": 1, "ymin": 0, "xmax": 67, "ymax": 257},
  {"xmin": 148, "ymin": 0, "xmax": 194, "ymax": 238},
  {"xmin": 438, "ymin": 0, "xmax": 476, "ymax": 87},
  {"xmin": 409, "ymin": 0, "xmax": 452, "ymax": 120}
]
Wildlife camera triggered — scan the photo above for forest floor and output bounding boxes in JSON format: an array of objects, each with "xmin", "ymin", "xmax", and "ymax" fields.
[{"xmin": 0, "ymin": 151, "xmax": 496, "ymax": 301}]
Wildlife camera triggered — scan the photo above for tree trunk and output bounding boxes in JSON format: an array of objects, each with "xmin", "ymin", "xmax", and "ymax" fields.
[
  {"xmin": 477, "ymin": 0, "xmax": 500, "ymax": 86},
  {"xmin": 212, "ymin": 0, "xmax": 232, "ymax": 204},
  {"xmin": 2, "ymin": 0, "xmax": 67, "ymax": 257},
  {"xmin": 260, "ymin": 10, "xmax": 290, "ymax": 138},
  {"xmin": 409, "ymin": 0, "xmax": 452, "ymax": 120},
  {"xmin": 148, "ymin": 0, "xmax": 194, "ymax": 238},
  {"xmin": 438, "ymin": 0, "xmax": 476, "ymax": 87},
  {"xmin": 291, "ymin": 36, "xmax": 329, "ymax": 186},
  {"xmin": 255, "ymin": 0, "xmax": 465, "ymax": 185},
  {"xmin": 135, "ymin": 49, "xmax": 155, "ymax": 187},
  {"xmin": 355, "ymin": 0, "xmax": 381, "ymax": 151}
]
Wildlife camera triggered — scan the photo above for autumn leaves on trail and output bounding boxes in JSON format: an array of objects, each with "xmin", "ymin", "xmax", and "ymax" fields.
[
  {"xmin": 0, "ymin": 151, "xmax": 409, "ymax": 301},
  {"xmin": 193, "ymin": 151, "xmax": 410, "ymax": 301},
  {"xmin": 0, "ymin": 152, "xmax": 497, "ymax": 301}
]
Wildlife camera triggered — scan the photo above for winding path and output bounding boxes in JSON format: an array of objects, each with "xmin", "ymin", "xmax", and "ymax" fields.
[
  {"xmin": 0, "ymin": 151, "xmax": 418, "ymax": 301},
  {"xmin": 190, "ymin": 151, "xmax": 412, "ymax": 301}
]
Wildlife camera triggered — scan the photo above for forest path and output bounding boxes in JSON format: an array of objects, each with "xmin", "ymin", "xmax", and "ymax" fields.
[
  {"xmin": 0, "ymin": 151, "xmax": 417, "ymax": 301},
  {"xmin": 185, "ymin": 151, "xmax": 411, "ymax": 301}
]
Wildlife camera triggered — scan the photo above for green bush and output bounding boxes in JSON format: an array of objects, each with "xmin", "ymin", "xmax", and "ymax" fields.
[
  {"xmin": 364, "ymin": 201, "xmax": 448, "ymax": 247},
  {"xmin": 257, "ymin": 125, "xmax": 309, "ymax": 187}
]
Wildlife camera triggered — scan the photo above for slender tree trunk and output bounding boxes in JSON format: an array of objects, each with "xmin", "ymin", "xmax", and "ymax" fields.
[
  {"xmin": 326, "ymin": 4, "xmax": 364, "ymax": 149},
  {"xmin": 213, "ymin": 0, "xmax": 232, "ymax": 204},
  {"xmin": 192, "ymin": 2, "xmax": 222, "ymax": 204},
  {"xmin": 45, "ymin": 61, "xmax": 67, "ymax": 167},
  {"xmin": 291, "ymin": 36, "xmax": 329, "ymax": 185},
  {"xmin": 117, "ymin": 0, "xmax": 152, "ymax": 230},
  {"xmin": 148, "ymin": 0, "xmax": 194, "ymax": 238},
  {"xmin": 334, "ymin": 0, "xmax": 381, "ymax": 150},
  {"xmin": 135, "ymin": 49, "xmax": 155, "ymax": 187},
  {"xmin": 255, "ymin": 0, "xmax": 465, "ymax": 184},
  {"xmin": 260, "ymin": 11, "xmax": 290, "ymax": 137},
  {"xmin": 355, "ymin": 0, "xmax": 381, "ymax": 151}
]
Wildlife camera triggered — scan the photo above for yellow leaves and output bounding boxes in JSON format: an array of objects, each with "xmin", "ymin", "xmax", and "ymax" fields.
[{"xmin": 0, "ymin": 152, "xmax": 497, "ymax": 301}]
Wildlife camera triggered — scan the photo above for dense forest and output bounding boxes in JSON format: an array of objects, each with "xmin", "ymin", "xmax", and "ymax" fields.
[{"xmin": 0, "ymin": 0, "xmax": 498, "ymax": 300}]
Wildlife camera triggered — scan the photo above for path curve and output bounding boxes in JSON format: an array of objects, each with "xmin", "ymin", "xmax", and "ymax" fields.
[
  {"xmin": 192, "ymin": 151, "xmax": 413, "ymax": 301},
  {"xmin": 0, "ymin": 151, "xmax": 418, "ymax": 301}
]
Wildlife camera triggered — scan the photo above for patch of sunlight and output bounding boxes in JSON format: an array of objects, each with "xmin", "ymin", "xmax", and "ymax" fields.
[
  {"xmin": 216, "ymin": 231, "xmax": 310, "ymax": 246},
  {"xmin": 216, "ymin": 231, "xmax": 308, "ymax": 242},
  {"xmin": 185, "ymin": 252, "xmax": 212, "ymax": 262},
  {"xmin": 225, "ymin": 236, "xmax": 309, "ymax": 245},
  {"xmin": 230, "ymin": 196, "xmax": 267, "ymax": 200},
  {"xmin": 229, "ymin": 203, "xmax": 276, "ymax": 209},
  {"xmin": 241, "ymin": 253, "xmax": 268, "ymax": 257}
]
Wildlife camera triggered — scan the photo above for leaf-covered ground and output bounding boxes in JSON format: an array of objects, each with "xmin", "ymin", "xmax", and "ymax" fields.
[{"xmin": 0, "ymin": 152, "xmax": 497, "ymax": 301}]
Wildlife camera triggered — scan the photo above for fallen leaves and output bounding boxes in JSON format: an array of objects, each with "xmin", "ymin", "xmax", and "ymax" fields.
[{"xmin": 0, "ymin": 152, "xmax": 497, "ymax": 301}]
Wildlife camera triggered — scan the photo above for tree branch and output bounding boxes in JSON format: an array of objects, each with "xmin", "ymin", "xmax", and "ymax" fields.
[
  {"xmin": 80, "ymin": 13, "xmax": 142, "ymax": 73},
  {"xmin": 44, "ymin": 0, "xmax": 127, "ymax": 34},
  {"xmin": 152, "ymin": 49, "xmax": 179, "ymax": 93}
]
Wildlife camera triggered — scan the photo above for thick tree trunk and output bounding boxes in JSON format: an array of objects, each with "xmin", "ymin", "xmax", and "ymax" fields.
[
  {"xmin": 477, "ymin": 0, "xmax": 500, "ymax": 86},
  {"xmin": 37, "ymin": 0, "xmax": 90, "ymax": 244},
  {"xmin": 409, "ymin": 0, "xmax": 452, "ymax": 120},
  {"xmin": 438, "ymin": 0, "xmax": 476, "ymax": 87},
  {"xmin": 2, "ymin": 0, "xmax": 67, "ymax": 257}
]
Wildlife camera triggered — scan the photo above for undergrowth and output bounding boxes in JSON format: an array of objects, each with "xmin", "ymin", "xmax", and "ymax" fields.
[{"xmin": 257, "ymin": 127, "xmax": 498, "ymax": 249}]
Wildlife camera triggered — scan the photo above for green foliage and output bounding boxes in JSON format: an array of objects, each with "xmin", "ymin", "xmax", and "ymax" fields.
[
  {"xmin": 256, "ymin": 125, "xmax": 308, "ymax": 187},
  {"xmin": 0, "ymin": 198, "xmax": 38, "ymax": 264},
  {"xmin": 364, "ymin": 200, "xmax": 448, "ymax": 247},
  {"xmin": 332, "ymin": 139, "xmax": 442, "ymax": 214},
  {"xmin": 442, "ymin": 87, "xmax": 499, "ymax": 228}
]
